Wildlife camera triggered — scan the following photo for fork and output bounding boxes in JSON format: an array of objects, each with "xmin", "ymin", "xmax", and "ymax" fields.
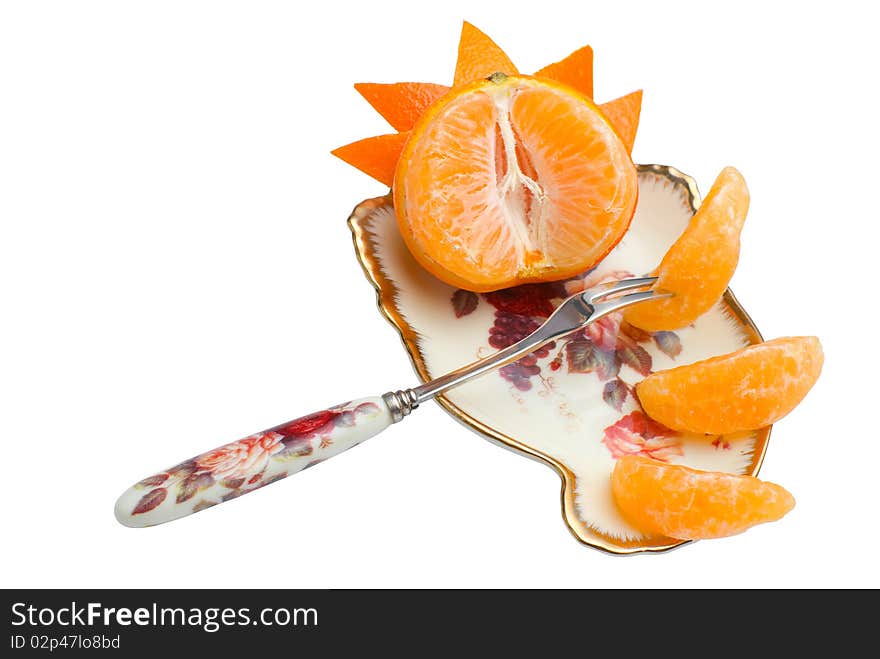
[{"xmin": 115, "ymin": 276, "xmax": 668, "ymax": 527}]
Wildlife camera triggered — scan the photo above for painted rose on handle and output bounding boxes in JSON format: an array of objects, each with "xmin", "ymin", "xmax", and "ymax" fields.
[{"xmin": 116, "ymin": 398, "xmax": 390, "ymax": 527}]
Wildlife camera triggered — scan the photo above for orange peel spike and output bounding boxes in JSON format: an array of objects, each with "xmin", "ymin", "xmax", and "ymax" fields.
[
  {"xmin": 331, "ymin": 132, "xmax": 410, "ymax": 188},
  {"xmin": 453, "ymin": 21, "xmax": 518, "ymax": 87},
  {"xmin": 533, "ymin": 45, "xmax": 594, "ymax": 98},
  {"xmin": 599, "ymin": 90, "xmax": 642, "ymax": 155},
  {"xmin": 354, "ymin": 82, "xmax": 451, "ymax": 132}
]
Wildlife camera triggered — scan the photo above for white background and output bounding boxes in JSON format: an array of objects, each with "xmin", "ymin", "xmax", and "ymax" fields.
[{"xmin": 1, "ymin": 0, "xmax": 877, "ymax": 588}]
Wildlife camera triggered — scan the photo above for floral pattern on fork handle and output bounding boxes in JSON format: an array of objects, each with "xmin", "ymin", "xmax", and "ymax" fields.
[{"xmin": 115, "ymin": 398, "xmax": 391, "ymax": 527}]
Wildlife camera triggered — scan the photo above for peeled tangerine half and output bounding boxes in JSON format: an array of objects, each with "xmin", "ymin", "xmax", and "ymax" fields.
[
  {"xmin": 612, "ymin": 456, "xmax": 795, "ymax": 540},
  {"xmin": 393, "ymin": 73, "xmax": 638, "ymax": 292},
  {"xmin": 624, "ymin": 166, "xmax": 749, "ymax": 331},
  {"xmin": 637, "ymin": 336, "xmax": 824, "ymax": 434}
]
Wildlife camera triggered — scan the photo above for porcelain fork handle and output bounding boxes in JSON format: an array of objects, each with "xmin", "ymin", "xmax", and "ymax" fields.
[{"xmin": 114, "ymin": 396, "xmax": 392, "ymax": 527}]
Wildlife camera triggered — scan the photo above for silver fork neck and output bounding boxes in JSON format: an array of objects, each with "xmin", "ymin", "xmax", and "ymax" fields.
[{"xmin": 382, "ymin": 389, "xmax": 420, "ymax": 423}]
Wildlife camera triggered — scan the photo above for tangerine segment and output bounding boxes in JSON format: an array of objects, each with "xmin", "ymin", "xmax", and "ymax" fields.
[
  {"xmin": 533, "ymin": 45, "xmax": 594, "ymax": 98},
  {"xmin": 453, "ymin": 22, "xmax": 518, "ymax": 87},
  {"xmin": 637, "ymin": 336, "xmax": 824, "ymax": 434},
  {"xmin": 393, "ymin": 75, "xmax": 638, "ymax": 292},
  {"xmin": 612, "ymin": 456, "xmax": 795, "ymax": 540},
  {"xmin": 354, "ymin": 82, "xmax": 451, "ymax": 132},
  {"xmin": 624, "ymin": 167, "xmax": 749, "ymax": 331}
]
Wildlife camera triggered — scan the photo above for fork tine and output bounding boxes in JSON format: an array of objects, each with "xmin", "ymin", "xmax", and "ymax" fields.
[
  {"xmin": 586, "ymin": 275, "xmax": 658, "ymax": 303},
  {"xmin": 590, "ymin": 288, "xmax": 673, "ymax": 319}
]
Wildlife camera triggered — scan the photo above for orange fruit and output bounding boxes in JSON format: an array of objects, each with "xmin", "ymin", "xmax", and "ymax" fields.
[
  {"xmin": 624, "ymin": 166, "xmax": 749, "ymax": 331},
  {"xmin": 333, "ymin": 25, "xmax": 644, "ymax": 190},
  {"xmin": 453, "ymin": 22, "xmax": 518, "ymax": 87},
  {"xmin": 637, "ymin": 336, "xmax": 824, "ymax": 434},
  {"xmin": 393, "ymin": 73, "xmax": 638, "ymax": 292},
  {"xmin": 612, "ymin": 455, "xmax": 795, "ymax": 540}
]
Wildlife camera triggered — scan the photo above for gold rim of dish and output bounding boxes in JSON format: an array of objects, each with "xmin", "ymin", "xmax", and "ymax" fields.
[{"xmin": 347, "ymin": 164, "xmax": 771, "ymax": 555}]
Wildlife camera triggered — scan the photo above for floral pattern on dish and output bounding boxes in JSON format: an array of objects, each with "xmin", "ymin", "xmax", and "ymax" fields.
[
  {"xmin": 451, "ymin": 269, "xmax": 686, "ymax": 461},
  {"xmin": 452, "ymin": 270, "xmax": 682, "ymax": 407}
]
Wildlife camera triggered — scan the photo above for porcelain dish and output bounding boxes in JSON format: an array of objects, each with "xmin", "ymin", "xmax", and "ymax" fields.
[{"xmin": 348, "ymin": 164, "xmax": 769, "ymax": 554}]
